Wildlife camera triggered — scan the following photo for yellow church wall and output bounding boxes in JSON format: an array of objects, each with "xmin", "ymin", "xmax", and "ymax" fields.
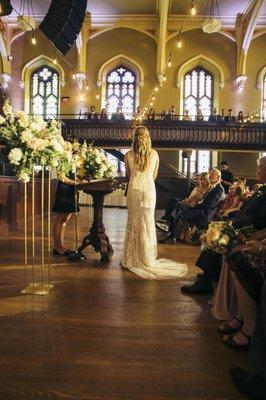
[{"xmin": 87, "ymin": 28, "xmax": 157, "ymax": 110}]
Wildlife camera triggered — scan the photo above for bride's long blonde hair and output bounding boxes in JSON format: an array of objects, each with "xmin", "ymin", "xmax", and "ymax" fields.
[{"xmin": 132, "ymin": 126, "xmax": 152, "ymax": 171}]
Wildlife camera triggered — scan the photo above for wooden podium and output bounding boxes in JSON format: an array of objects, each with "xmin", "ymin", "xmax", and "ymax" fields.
[{"xmin": 77, "ymin": 179, "xmax": 119, "ymax": 262}]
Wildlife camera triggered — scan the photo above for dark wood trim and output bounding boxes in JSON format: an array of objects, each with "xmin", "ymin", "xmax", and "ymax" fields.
[{"xmin": 62, "ymin": 119, "xmax": 266, "ymax": 150}]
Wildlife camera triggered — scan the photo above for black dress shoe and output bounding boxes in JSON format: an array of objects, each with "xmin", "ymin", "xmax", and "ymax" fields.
[
  {"xmin": 181, "ymin": 280, "xmax": 213, "ymax": 295},
  {"xmin": 230, "ymin": 367, "xmax": 266, "ymax": 400},
  {"xmin": 159, "ymin": 236, "xmax": 176, "ymax": 244}
]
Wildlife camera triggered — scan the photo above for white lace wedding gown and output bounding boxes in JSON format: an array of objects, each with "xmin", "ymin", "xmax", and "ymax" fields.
[{"xmin": 120, "ymin": 150, "xmax": 188, "ymax": 279}]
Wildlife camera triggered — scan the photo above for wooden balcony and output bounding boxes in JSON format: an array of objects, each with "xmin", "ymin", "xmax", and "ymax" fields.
[{"xmin": 62, "ymin": 118, "xmax": 266, "ymax": 150}]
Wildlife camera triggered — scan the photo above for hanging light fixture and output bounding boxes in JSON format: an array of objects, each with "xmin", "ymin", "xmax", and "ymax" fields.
[
  {"xmin": 17, "ymin": 0, "xmax": 37, "ymax": 31},
  {"xmin": 202, "ymin": 0, "xmax": 221, "ymax": 34},
  {"xmin": 190, "ymin": 2, "xmax": 196, "ymax": 16}
]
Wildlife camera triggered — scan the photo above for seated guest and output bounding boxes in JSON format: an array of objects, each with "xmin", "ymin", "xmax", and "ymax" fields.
[
  {"xmin": 182, "ymin": 109, "xmax": 191, "ymax": 121},
  {"xmin": 147, "ymin": 107, "xmax": 155, "ymax": 120},
  {"xmin": 111, "ymin": 107, "xmax": 125, "ymax": 120},
  {"xmin": 87, "ymin": 105, "xmax": 98, "ymax": 120},
  {"xmin": 100, "ymin": 108, "xmax": 108, "ymax": 120},
  {"xmin": 219, "ymin": 160, "xmax": 234, "ymax": 193},
  {"xmin": 230, "ymin": 239, "xmax": 266, "ymax": 399},
  {"xmin": 237, "ymin": 111, "xmax": 244, "ymax": 123},
  {"xmin": 159, "ymin": 168, "xmax": 224, "ymax": 244},
  {"xmin": 196, "ymin": 109, "xmax": 204, "ymax": 121},
  {"xmin": 219, "ymin": 185, "xmax": 245, "ymax": 218},
  {"xmin": 209, "ymin": 107, "xmax": 218, "ymax": 122},
  {"xmin": 181, "ymin": 155, "xmax": 266, "ymax": 295},
  {"xmin": 225, "ymin": 108, "xmax": 236, "ymax": 122},
  {"xmin": 156, "ymin": 173, "xmax": 203, "ymax": 231}
]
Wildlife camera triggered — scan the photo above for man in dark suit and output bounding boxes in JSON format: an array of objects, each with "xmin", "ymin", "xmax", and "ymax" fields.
[
  {"xmin": 181, "ymin": 155, "xmax": 266, "ymax": 294},
  {"xmin": 220, "ymin": 160, "xmax": 234, "ymax": 194},
  {"xmin": 159, "ymin": 168, "xmax": 224, "ymax": 244}
]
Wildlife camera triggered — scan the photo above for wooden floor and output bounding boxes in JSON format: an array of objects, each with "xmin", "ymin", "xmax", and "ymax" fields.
[{"xmin": 0, "ymin": 207, "xmax": 247, "ymax": 400}]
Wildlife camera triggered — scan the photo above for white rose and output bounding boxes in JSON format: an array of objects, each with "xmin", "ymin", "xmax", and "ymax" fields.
[
  {"xmin": 101, "ymin": 164, "xmax": 107, "ymax": 172},
  {"xmin": 95, "ymin": 157, "xmax": 102, "ymax": 164},
  {"xmin": 8, "ymin": 148, "xmax": 23, "ymax": 165},
  {"xmin": 27, "ymin": 137, "xmax": 48, "ymax": 151},
  {"xmin": 219, "ymin": 234, "xmax": 230, "ymax": 246},
  {"xmin": 15, "ymin": 110, "xmax": 29, "ymax": 127},
  {"xmin": 0, "ymin": 116, "xmax": 6, "ymax": 125},
  {"xmin": 93, "ymin": 148, "xmax": 100, "ymax": 156}
]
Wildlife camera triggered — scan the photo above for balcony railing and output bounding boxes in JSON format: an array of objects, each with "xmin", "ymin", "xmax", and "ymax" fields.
[{"xmin": 61, "ymin": 115, "xmax": 266, "ymax": 150}]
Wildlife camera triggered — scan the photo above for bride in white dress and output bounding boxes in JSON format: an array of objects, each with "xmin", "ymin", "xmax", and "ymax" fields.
[{"xmin": 120, "ymin": 126, "xmax": 187, "ymax": 279}]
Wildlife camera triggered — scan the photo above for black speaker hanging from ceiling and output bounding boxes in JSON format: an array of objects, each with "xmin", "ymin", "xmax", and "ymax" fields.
[
  {"xmin": 39, "ymin": 0, "xmax": 87, "ymax": 55},
  {"xmin": 0, "ymin": 0, "xmax": 13, "ymax": 16}
]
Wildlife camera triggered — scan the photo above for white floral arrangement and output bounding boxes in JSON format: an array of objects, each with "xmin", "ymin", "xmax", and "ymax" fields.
[
  {"xmin": 200, "ymin": 220, "xmax": 237, "ymax": 254},
  {"xmin": 0, "ymin": 100, "xmax": 75, "ymax": 182},
  {"xmin": 0, "ymin": 100, "xmax": 115, "ymax": 183},
  {"xmin": 76, "ymin": 141, "xmax": 115, "ymax": 180}
]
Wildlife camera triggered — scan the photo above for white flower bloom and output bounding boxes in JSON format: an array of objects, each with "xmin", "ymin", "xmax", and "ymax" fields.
[
  {"xmin": 1, "ymin": 127, "xmax": 12, "ymax": 139},
  {"xmin": 15, "ymin": 110, "xmax": 29, "ymax": 127},
  {"xmin": 33, "ymin": 115, "xmax": 47, "ymax": 129},
  {"xmin": 93, "ymin": 148, "xmax": 100, "ymax": 156},
  {"xmin": 30, "ymin": 122, "xmax": 42, "ymax": 133},
  {"xmin": 101, "ymin": 164, "xmax": 107, "ymax": 172},
  {"xmin": 21, "ymin": 129, "xmax": 33, "ymax": 143},
  {"xmin": 0, "ymin": 116, "xmax": 6, "ymax": 125},
  {"xmin": 8, "ymin": 148, "xmax": 23, "ymax": 165},
  {"xmin": 19, "ymin": 172, "xmax": 30, "ymax": 183},
  {"xmin": 95, "ymin": 157, "xmax": 102, "ymax": 164},
  {"xmin": 50, "ymin": 138, "xmax": 64, "ymax": 153},
  {"xmin": 219, "ymin": 234, "xmax": 229, "ymax": 246},
  {"xmin": 3, "ymin": 102, "xmax": 13, "ymax": 117}
]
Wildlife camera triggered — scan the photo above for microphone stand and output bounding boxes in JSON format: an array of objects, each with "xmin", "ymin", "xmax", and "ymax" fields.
[{"xmin": 67, "ymin": 169, "xmax": 86, "ymax": 262}]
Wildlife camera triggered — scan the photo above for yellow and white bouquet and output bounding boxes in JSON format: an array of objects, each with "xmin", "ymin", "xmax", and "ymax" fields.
[
  {"xmin": 77, "ymin": 141, "xmax": 115, "ymax": 180},
  {"xmin": 200, "ymin": 220, "xmax": 237, "ymax": 254}
]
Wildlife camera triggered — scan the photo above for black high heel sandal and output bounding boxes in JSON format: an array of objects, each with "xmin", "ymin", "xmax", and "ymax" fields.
[
  {"xmin": 218, "ymin": 317, "xmax": 243, "ymax": 335},
  {"xmin": 53, "ymin": 249, "xmax": 74, "ymax": 256}
]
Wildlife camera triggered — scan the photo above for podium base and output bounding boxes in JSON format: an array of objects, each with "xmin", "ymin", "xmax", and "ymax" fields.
[
  {"xmin": 67, "ymin": 251, "xmax": 86, "ymax": 262},
  {"xmin": 21, "ymin": 283, "xmax": 54, "ymax": 295}
]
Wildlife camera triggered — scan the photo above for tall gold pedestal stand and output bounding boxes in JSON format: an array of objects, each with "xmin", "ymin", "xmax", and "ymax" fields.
[{"xmin": 21, "ymin": 166, "xmax": 53, "ymax": 295}]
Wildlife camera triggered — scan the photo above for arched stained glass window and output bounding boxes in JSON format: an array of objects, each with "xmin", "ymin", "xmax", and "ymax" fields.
[
  {"xmin": 184, "ymin": 67, "xmax": 213, "ymax": 120},
  {"xmin": 30, "ymin": 66, "xmax": 59, "ymax": 119},
  {"xmin": 106, "ymin": 66, "xmax": 136, "ymax": 119}
]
